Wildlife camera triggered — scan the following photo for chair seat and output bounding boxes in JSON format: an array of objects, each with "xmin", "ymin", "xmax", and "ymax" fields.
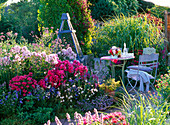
[
  {"xmin": 126, "ymin": 69, "xmax": 154, "ymax": 81},
  {"xmin": 126, "ymin": 69, "xmax": 154, "ymax": 92},
  {"xmin": 127, "ymin": 65, "xmax": 153, "ymax": 72}
]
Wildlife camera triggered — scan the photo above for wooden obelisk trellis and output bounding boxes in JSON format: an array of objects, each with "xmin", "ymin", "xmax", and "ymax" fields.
[
  {"xmin": 165, "ymin": 11, "xmax": 170, "ymax": 52},
  {"xmin": 57, "ymin": 13, "xmax": 84, "ymax": 62}
]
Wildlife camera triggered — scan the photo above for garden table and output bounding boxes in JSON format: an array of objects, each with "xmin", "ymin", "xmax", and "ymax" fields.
[{"xmin": 100, "ymin": 55, "xmax": 135, "ymax": 83}]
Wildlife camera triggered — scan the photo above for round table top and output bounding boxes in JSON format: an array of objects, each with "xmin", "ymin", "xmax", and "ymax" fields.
[{"xmin": 100, "ymin": 56, "xmax": 135, "ymax": 61}]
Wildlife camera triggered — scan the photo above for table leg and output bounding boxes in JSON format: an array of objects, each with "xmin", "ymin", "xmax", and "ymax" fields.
[
  {"xmin": 111, "ymin": 65, "xmax": 115, "ymax": 78},
  {"xmin": 122, "ymin": 60, "xmax": 127, "ymax": 83}
]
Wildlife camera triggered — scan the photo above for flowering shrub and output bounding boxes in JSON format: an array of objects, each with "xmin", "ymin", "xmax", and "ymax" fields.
[
  {"xmin": 0, "ymin": 30, "xmax": 78, "ymax": 85},
  {"xmin": 42, "ymin": 60, "xmax": 88, "ymax": 89},
  {"xmin": 9, "ymin": 72, "xmax": 37, "ymax": 97},
  {"xmin": 0, "ymin": 44, "xmax": 59, "ymax": 84},
  {"xmin": 38, "ymin": 60, "xmax": 100, "ymax": 109},
  {"xmin": 155, "ymin": 70, "xmax": 170, "ymax": 102},
  {"xmin": 44, "ymin": 108, "xmax": 128, "ymax": 125},
  {"xmin": 133, "ymin": 13, "xmax": 164, "ymax": 31}
]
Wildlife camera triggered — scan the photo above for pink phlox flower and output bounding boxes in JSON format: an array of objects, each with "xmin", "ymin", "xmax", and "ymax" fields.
[
  {"xmin": 27, "ymin": 77, "xmax": 32, "ymax": 81},
  {"xmin": 13, "ymin": 54, "xmax": 21, "ymax": 62},
  {"xmin": 23, "ymin": 89, "xmax": 27, "ymax": 93},
  {"xmin": 38, "ymin": 79, "xmax": 47, "ymax": 89},
  {"xmin": 22, "ymin": 82, "xmax": 27, "ymax": 86},
  {"xmin": 28, "ymin": 72, "xmax": 33, "ymax": 77},
  {"xmin": 32, "ymin": 84, "xmax": 35, "ymax": 88},
  {"xmin": 59, "ymin": 64, "xmax": 66, "ymax": 70}
]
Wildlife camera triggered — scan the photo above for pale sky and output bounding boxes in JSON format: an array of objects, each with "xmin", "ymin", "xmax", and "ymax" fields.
[
  {"xmin": 6, "ymin": 0, "xmax": 30, "ymax": 5},
  {"xmin": 145, "ymin": 0, "xmax": 170, "ymax": 7},
  {"xmin": 5, "ymin": 0, "xmax": 170, "ymax": 7}
]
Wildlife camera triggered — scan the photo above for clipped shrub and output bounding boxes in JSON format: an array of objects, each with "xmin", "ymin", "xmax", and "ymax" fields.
[
  {"xmin": 38, "ymin": 0, "xmax": 94, "ymax": 54},
  {"xmin": 91, "ymin": 15, "xmax": 167, "ymax": 74}
]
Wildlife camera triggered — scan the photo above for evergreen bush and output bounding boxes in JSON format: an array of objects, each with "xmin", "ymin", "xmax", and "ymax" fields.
[
  {"xmin": 137, "ymin": 0, "xmax": 154, "ymax": 12},
  {"xmin": 90, "ymin": 0, "xmax": 138, "ymax": 20}
]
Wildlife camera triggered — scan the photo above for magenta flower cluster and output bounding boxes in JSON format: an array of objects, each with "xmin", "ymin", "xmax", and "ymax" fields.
[
  {"xmin": 9, "ymin": 72, "xmax": 37, "ymax": 97},
  {"xmin": 39, "ymin": 60, "xmax": 88, "ymax": 89}
]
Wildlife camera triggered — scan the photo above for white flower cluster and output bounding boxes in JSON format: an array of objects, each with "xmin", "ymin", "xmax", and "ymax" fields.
[
  {"xmin": 0, "ymin": 45, "xmax": 59, "ymax": 66},
  {"xmin": 58, "ymin": 47, "xmax": 77, "ymax": 60}
]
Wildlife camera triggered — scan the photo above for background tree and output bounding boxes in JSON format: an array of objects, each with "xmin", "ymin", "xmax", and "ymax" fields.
[
  {"xmin": 9, "ymin": 0, "xmax": 40, "ymax": 42},
  {"xmin": 90, "ymin": 0, "xmax": 139, "ymax": 20},
  {"xmin": 137, "ymin": 0, "xmax": 155, "ymax": 12},
  {"xmin": 0, "ymin": 0, "xmax": 8, "ymax": 20}
]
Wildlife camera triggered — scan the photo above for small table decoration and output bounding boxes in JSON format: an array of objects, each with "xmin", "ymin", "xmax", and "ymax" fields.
[{"xmin": 108, "ymin": 46, "xmax": 121, "ymax": 59}]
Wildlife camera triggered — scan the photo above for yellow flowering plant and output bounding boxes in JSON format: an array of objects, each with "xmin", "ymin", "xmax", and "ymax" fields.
[{"xmin": 99, "ymin": 78, "xmax": 120, "ymax": 91}]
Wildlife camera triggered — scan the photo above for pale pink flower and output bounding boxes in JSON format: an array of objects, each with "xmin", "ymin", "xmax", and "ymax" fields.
[
  {"xmin": 66, "ymin": 113, "xmax": 71, "ymax": 122},
  {"xmin": 47, "ymin": 120, "xmax": 50, "ymax": 125},
  {"xmin": 14, "ymin": 33, "xmax": 18, "ymax": 36},
  {"xmin": 55, "ymin": 116, "xmax": 62, "ymax": 125},
  {"xmin": 6, "ymin": 32, "xmax": 11, "ymax": 36}
]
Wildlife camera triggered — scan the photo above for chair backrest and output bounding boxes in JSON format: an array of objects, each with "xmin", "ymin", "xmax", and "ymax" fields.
[
  {"xmin": 143, "ymin": 47, "xmax": 156, "ymax": 55},
  {"xmin": 139, "ymin": 53, "xmax": 159, "ymax": 82},
  {"xmin": 139, "ymin": 53, "xmax": 159, "ymax": 68}
]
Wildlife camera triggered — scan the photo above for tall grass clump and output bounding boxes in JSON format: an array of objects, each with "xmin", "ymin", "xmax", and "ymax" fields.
[
  {"xmin": 91, "ymin": 14, "xmax": 167, "ymax": 74},
  {"xmin": 119, "ymin": 83, "xmax": 170, "ymax": 125},
  {"xmin": 91, "ymin": 15, "xmax": 165, "ymax": 56}
]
